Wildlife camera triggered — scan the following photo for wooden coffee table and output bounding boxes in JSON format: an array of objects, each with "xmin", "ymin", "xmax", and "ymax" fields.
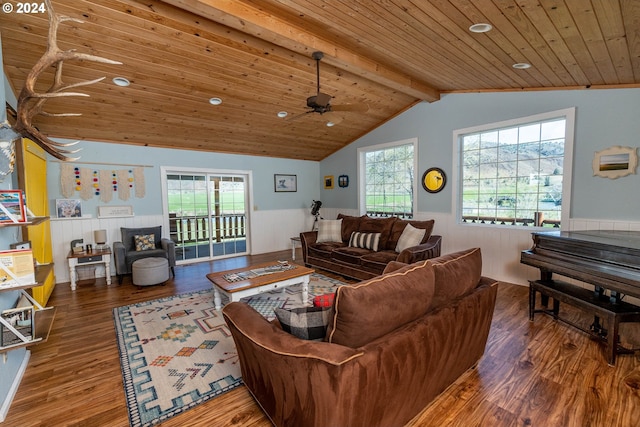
[{"xmin": 206, "ymin": 262, "xmax": 315, "ymax": 310}]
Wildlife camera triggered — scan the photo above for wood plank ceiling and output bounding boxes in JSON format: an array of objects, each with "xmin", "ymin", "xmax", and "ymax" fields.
[{"xmin": 1, "ymin": 0, "xmax": 639, "ymax": 161}]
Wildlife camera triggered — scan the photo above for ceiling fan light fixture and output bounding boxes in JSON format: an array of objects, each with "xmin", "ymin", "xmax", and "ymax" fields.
[
  {"xmin": 469, "ymin": 23, "xmax": 492, "ymax": 33},
  {"xmin": 209, "ymin": 97, "xmax": 223, "ymax": 105},
  {"xmin": 112, "ymin": 77, "xmax": 130, "ymax": 87},
  {"xmin": 277, "ymin": 111, "xmax": 288, "ymax": 118},
  {"xmin": 512, "ymin": 62, "xmax": 531, "ymax": 69},
  {"xmin": 326, "ymin": 121, "xmax": 335, "ymax": 127}
]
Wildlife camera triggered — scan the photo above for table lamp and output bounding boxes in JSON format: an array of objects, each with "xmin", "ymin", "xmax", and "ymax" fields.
[{"xmin": 94, "ymin": 229, "xmax": 108, "ymax": 250}]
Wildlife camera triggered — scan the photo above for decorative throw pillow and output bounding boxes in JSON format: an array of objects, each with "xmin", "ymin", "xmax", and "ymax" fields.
[
  {"xmin": 348, "ymin": 231, "xmax": 381, "ymax": 251},
  {"xmin": 134, "ymin": 234, "xmax": 155, "ymax": 251},
  {"xmin": 395, "ymin": 223, "xmax": 427, "ymax": 252},
  {"xmin": 274, "ymin": 306, "xmax": 332, "ymax": 341},
  {"xmin": 313, "ymin": 293, "xmax": 335, "ymax": 308},
  {"xmin": 316, "ymin": 219, "xmax": 343, "ymax": 243}
]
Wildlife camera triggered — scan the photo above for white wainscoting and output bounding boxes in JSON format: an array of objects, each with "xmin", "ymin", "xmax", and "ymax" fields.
[
  {"xmin": 249, "ymin": 208, "xmax": 313, "ymax": 255},
  {"xmin": 315, "ymin": 209, "xmax": 640, "ymax": 288},
  {"xmin": 50, "ymin": 210, "xmax": 313, "ymax": 284},
  {"xmin": 50, "ymin": 214, "xmax": 165, "ymax": 284},
  {"xmin": 50, "ymin": 210, "xmax": 640, "ymax": 288}
]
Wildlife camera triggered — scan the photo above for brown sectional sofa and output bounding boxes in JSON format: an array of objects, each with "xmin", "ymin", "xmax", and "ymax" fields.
[
  {"xmin": 223, "ymin": 248, "xmax": 499, "ymax": 427},
  {"xmin": 300, "ymin": 214, "xmax": 442, "ymax": 280}
]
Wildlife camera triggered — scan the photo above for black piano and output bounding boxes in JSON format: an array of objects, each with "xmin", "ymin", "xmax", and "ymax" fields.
[{"xmin": 521, "ymin": 230, "xmax": 640, "ymax": 365}]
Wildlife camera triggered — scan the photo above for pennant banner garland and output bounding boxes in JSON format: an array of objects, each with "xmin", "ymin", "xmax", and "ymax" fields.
[{"xmin": 60, "ymin": 164, "xmax": 146, "ymax": 201}]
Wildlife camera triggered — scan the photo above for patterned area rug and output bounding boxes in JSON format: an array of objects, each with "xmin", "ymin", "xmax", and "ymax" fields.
[{"xmin": 113, "ymin": 272, "xmax": 344, "ymax": 427}]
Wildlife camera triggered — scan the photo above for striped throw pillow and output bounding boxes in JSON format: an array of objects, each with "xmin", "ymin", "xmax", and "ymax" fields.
[{"xmin": 348, "ymin": 231, "xmax": 381, "ymax": 251}]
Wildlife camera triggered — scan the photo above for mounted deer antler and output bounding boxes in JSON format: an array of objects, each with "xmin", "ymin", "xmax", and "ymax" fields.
[{"xmin": 14, "ymin": 0, "xmax": 122, "ymax": 161}]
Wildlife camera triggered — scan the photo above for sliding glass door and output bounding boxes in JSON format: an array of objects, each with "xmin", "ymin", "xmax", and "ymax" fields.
[{"xmin": 164, "ymin": 170, "xmax": 249, "ymax": 263}]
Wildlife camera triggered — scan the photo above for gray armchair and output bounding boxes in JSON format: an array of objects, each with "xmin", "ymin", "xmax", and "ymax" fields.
[{"xmin": 113, "ymin": 226, "xmax": 176, "ymax": 284}]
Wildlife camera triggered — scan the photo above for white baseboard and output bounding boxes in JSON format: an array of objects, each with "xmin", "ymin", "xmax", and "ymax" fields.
[{"xmin": 0, "ymin": 350, "xmax": 30, "ymax": 422}]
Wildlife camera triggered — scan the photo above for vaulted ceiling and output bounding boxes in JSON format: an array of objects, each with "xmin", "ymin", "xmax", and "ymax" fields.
[{"xmin": 1, "ymin": 1, "xmax": 639, "ymax": 161}]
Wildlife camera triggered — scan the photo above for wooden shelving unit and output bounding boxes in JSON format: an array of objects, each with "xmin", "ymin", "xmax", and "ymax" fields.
[
  {"xmin": 0, "ymin": 286, "xmax": 56, "ymax": 352},
  {"xmin": 0, "ymin": 212, "xmax": 56, "ymax": 352},
  {"xmin": 0, "ymin": 216, "xmax": 49, "ymax": 227}
]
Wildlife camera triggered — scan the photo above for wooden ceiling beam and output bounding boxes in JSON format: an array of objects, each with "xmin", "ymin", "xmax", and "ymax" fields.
[{"xmin": 160, "ymin": 0, "xmax": 440, "ymax": 102}]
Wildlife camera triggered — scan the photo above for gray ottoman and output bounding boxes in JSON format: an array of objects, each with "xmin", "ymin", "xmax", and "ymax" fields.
[{"xmin": 132, "ymin": 257, "xmax": 170, "ymax": 287}]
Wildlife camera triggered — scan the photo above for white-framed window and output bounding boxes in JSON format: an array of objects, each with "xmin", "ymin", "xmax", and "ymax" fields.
[
  {"xmin": 454, "ymin": 108, "xmax": 575, "ymax": 228},
  {"xmin": 358, "ymin": 138, "xmax": 417, "ymax": 218},
  {"xmin": 160, "ymin": 167, "xmax": 252, "ymax": 263}
]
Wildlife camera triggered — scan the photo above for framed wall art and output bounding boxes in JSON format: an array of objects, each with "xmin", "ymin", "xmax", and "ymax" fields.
[
  {"xmin": 338, "ymin": 175, "xmax": 349, "ymax": 188},
  {"xmin": 274, "ymin": 174, "xmax": 297, "ymax": 192},
  {"xmin": 56, "ymin": 199, "xmax": 82, "ymax": 218},
  {"xmin": 324, "ymin": 175, "xmax": 334, "ymax": 189},
  {"xmin": 592, "ymin": 146, "xmax": 638, "ymax": 179},
  {"xmin": 98, "ymin": 205, "xmax": 134, "ymax": 218}
]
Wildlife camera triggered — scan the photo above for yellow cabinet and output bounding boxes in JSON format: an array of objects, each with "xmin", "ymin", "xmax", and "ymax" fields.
[{"xmin": 17, "ymin": 138, "xmax": 55, "ymax": 306}]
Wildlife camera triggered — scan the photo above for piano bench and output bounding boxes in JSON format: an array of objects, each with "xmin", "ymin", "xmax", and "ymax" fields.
[{"xmin": 529, "ymin": 279, "xmax": 640, "ymax": 366}]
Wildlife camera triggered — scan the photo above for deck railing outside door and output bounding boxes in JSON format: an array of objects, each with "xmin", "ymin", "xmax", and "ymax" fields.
[{"xmin": 169, "ymin": 213, "xmax": 246, "ymax": 246}]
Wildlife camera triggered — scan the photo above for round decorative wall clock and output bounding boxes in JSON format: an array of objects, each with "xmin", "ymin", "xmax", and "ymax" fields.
[{"xmin": 422, "ymin": 167, "xmax": 447, "ymax": 193}]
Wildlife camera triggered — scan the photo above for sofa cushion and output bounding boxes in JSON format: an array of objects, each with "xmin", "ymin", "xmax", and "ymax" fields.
[
  {"xmin": 395, "ymin": 223, "xmax": 426, "ymax": 252},
  {"xmin": 348, "ymin": 231, "xmax": 381, "ymax": 251},
  {"xmin": 125, "ymin": 248, "xmax": 168, "ymax": 267},
  {"xmin": 359, "ymin": 216, "xmax": 396, "ymax": 249},
  {"xmin": 326, "ymin": 260, "xmax": 435, "ymax": 348},
  {"xmin": 134, "ymin": 234, "xmax": 155, "ymax": 251},
  {"xmin": 337, "ymin": 213, "xmax": 363, "ymax": 242},
  {"xmin": 121, "ymin": 226, "xmax": 162, "ymax": 252},
  {"xmin": 274, "ymin": 306, "xmax": 332, "ymax": 341},
  {"xmin": 360, "ymin": 250, "xmax": 400, "ymax": 273},
  {"xmin": 317, "ymin": 219, "xmax": 343, "ymax": 243},
  {"xmin": 429, "ymin": 247, "xmax": 482, "ymax": 309},
  {"xmin": 387, "ymin": 219, "xmax": 435, "ymax": 250},
  {"xmin": 307, "ymin": 241, "xmax": 345, "ymax": 261},
  {"xmin": 331, "ymin": 246, "xmax": 369, "ymax": 265}
]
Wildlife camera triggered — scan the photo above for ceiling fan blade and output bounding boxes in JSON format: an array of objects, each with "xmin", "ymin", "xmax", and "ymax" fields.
[
  {"xmin": 331, "ymin": 103, "xmax": 369, "ymax": 112},
  {"xmin": 285, "ymin": 110, "xmax": 313, "ymax": 122},
  {"xmin": 324, "ymin": 112, "xmax": 344, "ymax": 126}
]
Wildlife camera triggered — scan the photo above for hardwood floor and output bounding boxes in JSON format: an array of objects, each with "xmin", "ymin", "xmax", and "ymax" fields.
[{"xmin": 4, "ymin": 249, "xmax": 640, "ymax": 427}]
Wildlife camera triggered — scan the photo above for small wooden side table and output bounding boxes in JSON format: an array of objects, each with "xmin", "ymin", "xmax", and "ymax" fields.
[
  {"xmin": 67, "ymin": 248, "xmax": 112, "ymax": 291},
  {"xmin": 290, "ymin": 236, "xmax": 301, "ymax": 260}
]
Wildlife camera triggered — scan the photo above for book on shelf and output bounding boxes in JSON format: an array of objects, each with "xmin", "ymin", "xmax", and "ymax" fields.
[
  {"xmin": 1, "ymin": 305, "xmax": 33, "ymax": 347},
  {"xmin": 0, "ymin": 249, "xmax": 36, "ymax": 289}
]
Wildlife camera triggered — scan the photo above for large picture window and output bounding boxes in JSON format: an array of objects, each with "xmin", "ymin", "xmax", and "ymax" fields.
[
  {"xmin": 456, "ymin": 108, "xmax": 575, "ymax": 228},
  {"xmin": 358, "ymin": 138, "xmax": 417, "ymax": 218}
]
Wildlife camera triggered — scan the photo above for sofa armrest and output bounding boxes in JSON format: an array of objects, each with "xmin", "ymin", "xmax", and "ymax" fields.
[
  {"xmin": 396, "ymin": 234, "xmax": 442, "ymax": 264},
  {"xmin": 113, "ymin": 241, "xmax": 127, "ymax": 275},
  {"xmin": 299, "ymin": 231, "xmax": 318, "ymax": 265},
  {"xmin": 382, "ymin": 261, "xmax": 408, "ymax": 274},
  {"xmin": 161, "ymin": 238, "xmax": 176, "ymax": 267},
  {"xmin": 223, "ymin": 302, "xmax": 362, "ymax": 365}
]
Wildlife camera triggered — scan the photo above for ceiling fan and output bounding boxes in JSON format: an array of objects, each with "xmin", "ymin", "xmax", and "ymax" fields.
[{"xmin": 287, "ymin": 51, "xmax": 369, "ymax": 124}]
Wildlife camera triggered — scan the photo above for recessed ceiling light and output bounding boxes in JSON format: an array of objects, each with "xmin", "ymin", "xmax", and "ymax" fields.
[
  {"xmin": 112, "ymin": 77, "xmax": 130, "ymax": 87},
  {"xmin": 512, "ymin": 63, "xmax": 532, "ymax": 69},
  {"xmin": 469, "ymin": 23, "xmax": 492, "ymax": 33},
  {"xmin": 209, "ymin": 97, "xmax": 222, "ymax": 105},
  {"xmin": 277, "ymin": 111, "xmax": 288, "ymax": 118},
  {"xmin": 326, "ymin": 121, "xmax": 335, "ymax": 127}
]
